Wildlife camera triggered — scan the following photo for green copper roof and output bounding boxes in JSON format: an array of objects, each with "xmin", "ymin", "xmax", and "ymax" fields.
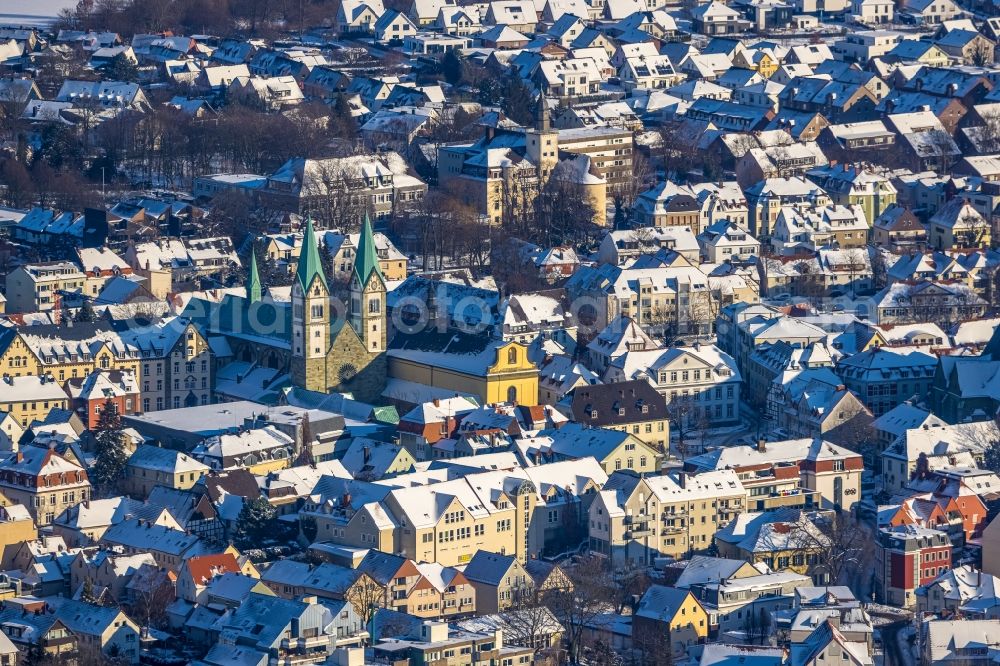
[
  {"xmin": 353, "ymin": 212, "xmax": 383, "ymax": 287},
  {"xmin": 372, "ymin": 405, "xmax": 399, "ymax": 424},
  {"xmin": 247, "ymin": 248, "xmax": 262, "ymax": 303},
  {"xmin": 296, "ymin": 217, "xmax": 328, "ymax": 293}
]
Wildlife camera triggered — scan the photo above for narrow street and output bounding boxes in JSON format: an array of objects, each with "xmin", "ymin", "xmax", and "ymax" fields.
[{"xmin": 879, "ymin": 621, "xmax": 915, "ymax": 666}]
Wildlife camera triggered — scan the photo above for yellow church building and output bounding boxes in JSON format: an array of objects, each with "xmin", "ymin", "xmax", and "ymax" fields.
[{"xmin": 387, "ymin": 334, "xmax": 539, "ymax": 406}]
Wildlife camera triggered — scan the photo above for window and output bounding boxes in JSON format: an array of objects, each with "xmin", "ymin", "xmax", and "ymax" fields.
[
  {"xmin": 311, "ymin": 304, "xmax": 324, "ymax": 319},
  {"xmin": 508, "ymin": 347, "xmax": 518, "ymax": 364}
]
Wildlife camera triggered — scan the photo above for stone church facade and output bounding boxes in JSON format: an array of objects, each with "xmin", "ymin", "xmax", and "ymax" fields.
[{"xmin": 184, "ymin": 216, "xmax": 388, "ymax": 403}]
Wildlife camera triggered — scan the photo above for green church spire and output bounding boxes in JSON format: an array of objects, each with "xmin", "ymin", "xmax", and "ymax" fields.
[
  {"xmin": 296, "ymin": 217, "xmax": 328, "ymax": 293},
  {"xmin": 247, "ymin": 248, "xmax": 262, "ymax": 303},
  {"xmin": 354, "ymin": 212, "xmax": 382, "ymax": 288}
]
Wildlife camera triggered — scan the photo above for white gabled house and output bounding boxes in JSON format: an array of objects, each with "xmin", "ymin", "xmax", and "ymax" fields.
[
  {"xmin": 338, "ymin": 0, "xmax": 386, "ymax": 34},
  {"xmin": 375, "ymin": 9, "xmax": 418, "ymax": 42}
]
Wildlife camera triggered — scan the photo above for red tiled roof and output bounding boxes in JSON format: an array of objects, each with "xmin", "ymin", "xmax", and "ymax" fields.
[{"xmin": 186, "ymin": 552, "xmax": 240, "ymax": 585}]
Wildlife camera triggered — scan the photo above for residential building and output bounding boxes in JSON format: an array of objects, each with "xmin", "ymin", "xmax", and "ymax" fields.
[
  {"xmin": 0, "ymin": 375, "xmax": 70, "ymax": 428},
  {"xmin": 123, "ymin": 444, "xmax": 210, "ymax": 497},
  {"xmin": 875, "ymin": 524, "xmax": 951, "ymax": 607},
  {"xmin": 565, "ymin": 380, "xmax": 670, "ymax": 450},
  {"xmin": 4, "ymin": 262, "xmax": 87, "ymax": 313},
  {"xmin": 258, "ymin": 154, "xmax": 426, "ymax": 221},
  {"xmin": 633, "ymin": 586, "xmax": 709, "ymax": 659},
  {"xmin": 0, "ymin": 446, "xmax": 90, "ymax": 526},
  {"xmin": 588, "ymin": 470, "xmax": 747, "ymax": 565},
  {"xmin": 686, "ymin": 437, "xmax": 864, "ymax": 511},
  {"xmin": 836, "ymin": 347, "xmax": 938, "ymax": 416}
]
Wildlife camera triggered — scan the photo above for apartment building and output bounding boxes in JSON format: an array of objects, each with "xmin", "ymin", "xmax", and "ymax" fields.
[
  {"xmin": 258, "ymin": 154, "xmax": 427, "ymax": 221},
  {"xmin": 834, "ymin": 30, "xmax": 900, "ymax": 63},
  {"xmin": 807, "ymin": 164, "xmax": 897, "ymax": 224},
  {"xmin": 261, "ymin": 229, "xmax": 409, "ymax": 283},
  {"xmin": 879, "ymin": 421, "xmax": 991, "ymax": 495},
  {"xmin": 4, "ymin": 262, "xmax": 87, "ymax": 313},
  {"xmin": 193, "ymin": 426, "xmax": 296, "ymax": 475},
  {"xmin": 566, "ymin": 380, "xmax": 670, "ymax": 449},
  {"xmin": 745, "ymin": 177, "xmax": 831, "ymax": 242},
  {"xmin": 566, "ymin": 260, "xmax": 759, "ymax": 338},
  {"xmin": 123, "ymin": 444, "xmax": 211, "ymax": 497},
  {"xmin": 598, "ymin": 226, "xmax": 701, "ymax": 265},
  {"xmin": 0, "ymin": 504, "xmax": 36, "ymax": 569},
  {"xmin": 372, "ymin": 621, "xmax": 533, "ymax": 666},
  {"xmin": 697, "ymin": 221, "xmax": 761, "ymax": 263},
  {"xmin": 875, "ymin": 524, "xmax": 951, "ymax": 607},
  {"xmin": 836, "ymin": 347, "xmax": 937, "ymax": 417},
  {"xmin": 685, "ymin": 437, "xmax": 864, "ymax": 511},
  {"xmin": 556, "ymin": 126, "xmax": 634, "ymax": 188},
  {"xmin": 688, "ymin": 569, "xmax": 812, "ymax": 634},
  {"xmin": 529, "ymin": 423, "xmax": 661, "ymax": 474},
  {"xmin": 0, "ymin": 375, "xmax": 70, "ymax": 427},
  {"xmin": 872, "ymin": 281, "xmax": 987, "ymax": 326},
  {"xmin": 300, "ymin": 458, "xmax": 607, "ymax": 565},
  {"xmin": 602, "ymin": 343, "xmax": 742, "ymax": 428},
  {"xmin": 0, "ymin": 447, "xmax": 91, "ymax": 526},
  {"xmin": 633, "ymin": 587, "xmax": 710, "ymax": 659},
  {"xmin": 462, "ymin": 550, "xmax": 534, "ymax": 613},
  {"xmin": 356, "ymin": 550, "xmax": 476, "ymax": 618},
  {"xmin": 633, "ymin": 182, "xmax": 750, "ymax": 235},
  {"xmin": 769, "ymin": 204, "xmax": 869, "ymax": 254},
  {"xmin": 716, "ymin": 305, "xmax": 828, "ymax": 397},
  {"xmin": 64, "ymin": 369, "xmax": 140, "ymax": 428},
  {"xmin": 588, "ymin": 469, "xmax": 747, "ymax": 565},
  {"xmin": 0, "ymin": 317, "xmax": 214, "ymax": 414}
]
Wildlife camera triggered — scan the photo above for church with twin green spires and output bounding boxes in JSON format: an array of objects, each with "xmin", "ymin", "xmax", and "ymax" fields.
[{"xmin": 184, "ymin": 215, "xmax": 388, "ymax": 402}]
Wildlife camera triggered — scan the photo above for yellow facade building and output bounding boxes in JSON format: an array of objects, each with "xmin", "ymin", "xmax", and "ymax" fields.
[
  {"xmin": 634, "ymin": 587, "xmax": 710, "ymax": 659},
  {"xmin": 0, "ymin": 375, "xmax": 70, "ymax": 427},
  {"xmin": 388, "ymin": 337, "xmax": 539, "ymax": 406}
]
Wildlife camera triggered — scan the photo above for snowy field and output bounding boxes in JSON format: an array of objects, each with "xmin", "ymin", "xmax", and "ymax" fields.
[{"xmin": 0, "ymin": 0, "xmax": 76, "ymax": 25}]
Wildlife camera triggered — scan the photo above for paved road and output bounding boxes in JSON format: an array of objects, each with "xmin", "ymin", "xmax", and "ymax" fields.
[{"xmin": 880, "ymin": 621, "xmax": 913, "ymax": 666}]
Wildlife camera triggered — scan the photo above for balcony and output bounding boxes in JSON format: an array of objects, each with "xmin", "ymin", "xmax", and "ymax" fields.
[
  {"xmin": 624, "ymin": 513, "xmax": 652, "ymax": 525},
  {"xmin": 625, "ymin": 527, "xmax": 654, "ymax": 539},
  {"xmin": 282, "ymin": 635, "xmax": 331, "ymax": 650}
]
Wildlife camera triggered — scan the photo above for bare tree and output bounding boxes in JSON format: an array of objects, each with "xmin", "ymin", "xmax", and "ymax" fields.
[
  {"xmin": 345, "ymin": 572, "xmax": 386, "ymax": 632},
  {"xmin": 975, "ymin": 111, "xmax": 1000, "ymax": 153},
  {"xmin": 547, "ymin": 555, "xmax": 616, "ymax": 665},
  {"xmin": 923, "ymin": 129, "xmax": 958, "ymax": 174},
  {"xmin": 790, "ymin": 512, "xmax": 871, "ymax": 591},
  {"xmin": 666, "ymin": 396, "xmax": 711, "ymax": 460},
  {"xmin": 611, "ymin": 559, "xmax": 651, "ymax": 613},
  {"xmin": 127, "ymin": 564, "xmax": 175, "ymax": 631},
  {"xmin": 611, "ymin": 152, "xmax": 651, "ymax": 227},
  {"xmin": 534, "ymin": 175, "xmax": 600, "ymax": 247},
  {"xmin": 633, "ymin": 624, "xmax": 674, "ymax": 666},
  {"xmin": 967, "ymin": 38, "xmax": 994, "ymax": 67},
  {"xmin": 499, "ymin": 596, "xmax": 565, "ymax": 660},
  {"xmin": 301, "ymin": 160, "xmax": 371, "ymax": 230}
]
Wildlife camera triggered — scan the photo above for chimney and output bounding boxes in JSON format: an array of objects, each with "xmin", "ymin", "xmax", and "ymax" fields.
[
  {"xmin": 342, "ymin": 491, "xmax": 351, "ymax": 507},
  {"xmin": 433, "ymin": 398, "xmax": 441, "ymax": 407},
  {"xmin": 678, "ymin": 471, "xmax": 686, "ymax": 489},
  {"xmin": 757, "ymin": 439, "xmax": 766, "ymax": 453},
  {"xmin": 363, "ymin": 445, "xmax": 371, "ymax": 464}
]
